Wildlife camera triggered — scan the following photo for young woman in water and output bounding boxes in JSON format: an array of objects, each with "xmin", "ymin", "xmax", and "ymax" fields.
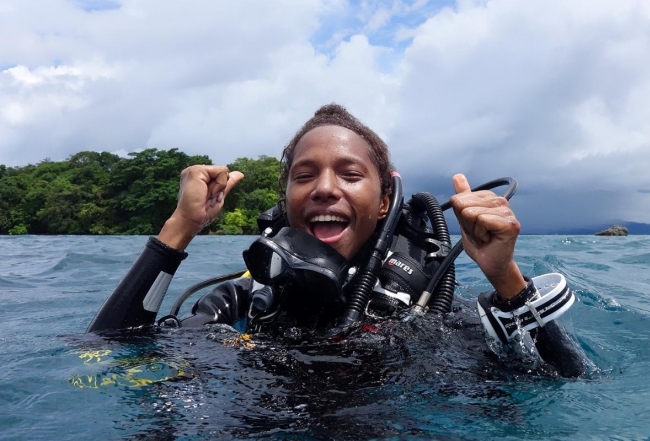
[{"xmin": 88, "ymin": 104, "xmax": 591, "ymax": 377}]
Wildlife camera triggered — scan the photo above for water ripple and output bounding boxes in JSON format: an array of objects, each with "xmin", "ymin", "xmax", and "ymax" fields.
[{"xmin": 1, "ymin": 235, "xmax": 650, "ymax": 439}]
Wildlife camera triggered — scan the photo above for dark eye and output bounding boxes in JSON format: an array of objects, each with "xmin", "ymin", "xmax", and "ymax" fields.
[
  {"xmin": 342, "ymin": 171, "xmax": 363, "ymax": 181},
  {"xmin": 292, "ymin": 172, "xmax": 313, "ymax": 182}
]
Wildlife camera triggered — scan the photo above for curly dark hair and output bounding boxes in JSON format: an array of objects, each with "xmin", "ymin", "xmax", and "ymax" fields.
[{"xmin": 278, "ymin": 104, "xmax": 394, "ymax": 206}]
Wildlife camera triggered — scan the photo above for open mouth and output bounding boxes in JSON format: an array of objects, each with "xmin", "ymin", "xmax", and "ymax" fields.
[{"xmin": 308, "ymin": 214, "xmax": 349, "ymax": 242}]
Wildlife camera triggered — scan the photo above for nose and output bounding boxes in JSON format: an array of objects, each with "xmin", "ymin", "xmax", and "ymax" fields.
[{"xmin": 311, "ymin": 169, "xmax": 341, "ymax": 202}]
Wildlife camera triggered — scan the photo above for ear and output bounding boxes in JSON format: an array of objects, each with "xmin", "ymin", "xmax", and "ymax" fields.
[{"xmin": 377, "ymin": 194, "xmax": 390, "ymax": 220}]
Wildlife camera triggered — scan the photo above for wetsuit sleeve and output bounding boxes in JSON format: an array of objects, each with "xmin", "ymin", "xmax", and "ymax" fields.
[
  {"xmin": 179, "ymin": 277, "xmax": 254, "ymax": 331},
  {"xmin": 533, "ymin": 319, "xmax": 594, "ymax": 377},
  {"xmin": 477, "ymin": 273, "xmax": 595, "ymax": 378},
  {"xmin": 87, "ymin": 237, "xmax": 188, "ymax": 333}
]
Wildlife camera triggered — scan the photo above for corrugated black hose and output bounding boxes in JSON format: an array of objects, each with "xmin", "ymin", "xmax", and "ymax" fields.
[
  {"xmin": 411, "ymin": 177, "xmax": 519, "ymax": 315},
  {"xmin": 410, "ymin": 192, "xmax": 456, "ymax": 314}
]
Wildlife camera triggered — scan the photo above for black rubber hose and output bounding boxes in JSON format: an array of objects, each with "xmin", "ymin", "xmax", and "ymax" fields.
[
  {"xmin": 429, "ymin": 265, "xmax": 456, "ymax": 313},
  {"xmin": 341, "ymin": 262, "xmax": 383, "ymax": 320},
  {"xmin": 169, "ymin": 270, "xmax": 246, "ymax": 317},
  {"xmin": 410, "ymin": 192, "xmax": 455, "ymax": 313},
  {"xmin": 414, "ymin": 177, "xmax": 518, "ymax": 315},
  {"xmin": 411, "ymin": 192, "xmax": 450, "ymax": 244},
  {"xmin": 439, "ymin": 177, "xmax": 518, "ymax": 211},
  {"xmin": 339, "ymin": 174, "xmax": 404, "ymax": 327}
]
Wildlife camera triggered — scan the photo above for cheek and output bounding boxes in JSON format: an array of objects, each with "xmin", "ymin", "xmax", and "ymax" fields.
[
  {"xmin": 357, "ymin": 201, "xmax": 379, "ymax": 228},
  {"xmin": 286, "ymin": 206, "xmax": 299, "ymax": 226},
  {"xmin": 360, "ymin": 193, "xmax": 383, "ymax": 219},
  {"xmin": 285, "ymin": 195, "xmax": 308, "ymax": 227}
]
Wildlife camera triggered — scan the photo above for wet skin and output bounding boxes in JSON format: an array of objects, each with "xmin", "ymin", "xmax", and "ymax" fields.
[
  {"xmin": 157, "ymin": 125, "xmax": 525, "ymax": 300},
  {"xmin": 285, "ymin": 125, "xmax": 390, "ymax": 260}
]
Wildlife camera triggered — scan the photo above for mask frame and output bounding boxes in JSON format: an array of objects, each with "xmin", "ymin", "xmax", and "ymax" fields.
[{"xmin": 243, "ymin": 227, "xmax": 350, "ymax": 310}]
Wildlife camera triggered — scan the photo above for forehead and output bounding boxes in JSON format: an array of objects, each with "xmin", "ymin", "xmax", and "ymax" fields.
[{"xmin": 292, "ymin": 125, "xmax": 372, "ymax": 165}]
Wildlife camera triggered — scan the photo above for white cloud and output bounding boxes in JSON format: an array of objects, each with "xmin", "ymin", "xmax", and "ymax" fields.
[
  {"xmin": 0, "ymin": 62, "xmax": 118, "ymax": 124},
  {"xmin": 391, "ymin": 0, "xmax": 650, "ymax": 199},
  {"xmin": 1, "ymin": 0, "xmax": 650, "ymax": 227}
]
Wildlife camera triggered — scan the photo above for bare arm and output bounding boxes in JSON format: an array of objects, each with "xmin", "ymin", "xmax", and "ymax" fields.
[
  {"xmin": 158, "ymin": 165, "xmax": 244, "ymax": 250},
  {"xmin": 449, "ymin": 173, "xmax": 526, "ymax": 300}
]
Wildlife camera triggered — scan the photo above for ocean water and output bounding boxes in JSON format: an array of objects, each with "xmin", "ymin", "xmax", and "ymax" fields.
[{"xmin": 1, "ymin": 234, "xmax": 649, "ymax": 440}]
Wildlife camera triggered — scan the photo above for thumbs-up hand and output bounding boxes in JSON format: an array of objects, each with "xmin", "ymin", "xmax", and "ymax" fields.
[{"xmin": 450, "ymin": 174, "xmax": 526, "ymax": 300}]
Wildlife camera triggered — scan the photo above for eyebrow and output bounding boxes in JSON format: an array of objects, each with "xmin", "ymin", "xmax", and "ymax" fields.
[{"xmin": 291, "ymin": 155, "xmax": 371, "ymax": 171}]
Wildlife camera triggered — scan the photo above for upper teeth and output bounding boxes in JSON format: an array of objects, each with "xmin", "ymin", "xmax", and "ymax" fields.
[{"xmin": 310, "ymin": 214, "xmax": 346, "ymax": 222}]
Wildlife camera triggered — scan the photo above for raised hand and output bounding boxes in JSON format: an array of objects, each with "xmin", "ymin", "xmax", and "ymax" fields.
[
  {"xmin": 450, "ymin": 174, "xmax": 526, "ymax": 299},
  {"xmin": 158, "ymin": 165, "xmax": 244, "ymax": 251}
]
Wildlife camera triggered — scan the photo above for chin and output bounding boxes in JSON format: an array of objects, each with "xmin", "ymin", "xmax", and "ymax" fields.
[
  {"xmin": 338, "ymin": 244, "xmax": 361, "ymax": 261},
  {"xmin": 329, "ymin": 244, "xmax": 351, "ymax": 260}
]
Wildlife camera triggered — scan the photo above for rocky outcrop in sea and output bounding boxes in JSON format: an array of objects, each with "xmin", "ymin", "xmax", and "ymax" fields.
[{"xmin": 595, "ymin": 225, "xmax": 629, "ymax": 236}]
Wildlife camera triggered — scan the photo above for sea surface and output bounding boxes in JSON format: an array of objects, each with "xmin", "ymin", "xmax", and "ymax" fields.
[{"xmin": 1, "ymin": 235, "xmax": 649, "ymax": 440}]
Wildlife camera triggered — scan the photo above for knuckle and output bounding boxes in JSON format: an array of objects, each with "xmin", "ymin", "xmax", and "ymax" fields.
[
  {"xmin": 509, "ymin": 217, "xmax": 521, "ymax": 232},
  {"xmin": 491, "ymin": 196, "xmax": 508, "ymax": 207}
]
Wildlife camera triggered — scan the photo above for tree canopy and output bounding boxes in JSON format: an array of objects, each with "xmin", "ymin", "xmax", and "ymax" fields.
[{"xmin": 0, "ymin": 149, "xmax": 280, "ymax": 235}]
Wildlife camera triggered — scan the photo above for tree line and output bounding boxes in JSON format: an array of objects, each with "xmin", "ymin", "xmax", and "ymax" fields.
[{"xmin": 0, "ymin": 149, "xmax": 280, "ymax": 235}]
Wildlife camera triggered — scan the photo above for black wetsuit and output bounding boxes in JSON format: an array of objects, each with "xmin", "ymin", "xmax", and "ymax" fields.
[
  {"xmin": 88, "ymin": 237, "xmax": 254, "ymax": 332},
  {"xmin": 88, "ymin": 236, "xmax": 595, "ymax": 377}
]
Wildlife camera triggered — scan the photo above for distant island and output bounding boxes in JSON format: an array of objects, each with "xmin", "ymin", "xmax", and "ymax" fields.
[
  {"xmin": 447, "ymin": 221, "xmax": 650, "ymax": 235},
  {"xmin": 595, "ymin": 225, "xmax": 629, "ymax": 236},
  {"xmin": 549, "ymin": 222, "xmax": 650, "ymax": 235},
  {"xmin": 518, "ymin": 222, "xmax": 650, "ymax": 235}
]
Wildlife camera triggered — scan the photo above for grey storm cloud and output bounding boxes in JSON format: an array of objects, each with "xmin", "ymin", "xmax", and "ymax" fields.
[{"xmin": 1, "ymin": 0, "xmax": 649, "ymax": 231}]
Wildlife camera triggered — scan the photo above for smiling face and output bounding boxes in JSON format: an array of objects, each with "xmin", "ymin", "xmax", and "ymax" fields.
[{"xmin": 285, "ymin": 125, "xmax": 390, "ymax": 260}]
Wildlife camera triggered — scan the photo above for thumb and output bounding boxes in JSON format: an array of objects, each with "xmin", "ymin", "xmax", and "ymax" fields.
[
  {"xmin": 223, "ymin": 171, "xmax": 245, "ymax": 196},
  {"xmin": 452, "ymin": 173, "xmax": 471, "ymax": 194}
]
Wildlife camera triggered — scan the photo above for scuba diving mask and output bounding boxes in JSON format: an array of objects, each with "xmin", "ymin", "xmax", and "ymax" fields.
[{"xmin": 242, "ymin": 227, "xmax": 350, "ymax": 311}]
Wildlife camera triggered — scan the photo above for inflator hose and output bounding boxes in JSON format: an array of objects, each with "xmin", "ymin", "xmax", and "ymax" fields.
[
  {"xmin": 410, "ymin": 192, "xmax": 456, "ymax": 314},
  {"xmin": 339, "ymin": 173, "xmax": 404, "ymax": 327},
  {"xmin": 169, "ymin": 270, "xmax": 246, "ymax": 317},
  {"xmin": 412, "ymin": 177, "xmax": 518, "ymax": 316}
]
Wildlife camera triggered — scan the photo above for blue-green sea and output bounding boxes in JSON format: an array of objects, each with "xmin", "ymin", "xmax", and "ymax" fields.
[{"xmin": 1, "ymin": 235, "xmax": 649, "ymax": 440}]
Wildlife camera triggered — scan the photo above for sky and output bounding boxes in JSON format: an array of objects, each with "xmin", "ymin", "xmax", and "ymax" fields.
[{"xmin": 1, "ymin": 0, "xmax": 650, "ymax": 233}]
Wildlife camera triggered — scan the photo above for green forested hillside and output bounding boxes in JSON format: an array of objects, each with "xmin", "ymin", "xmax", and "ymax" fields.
[{"xmin": 0, "ymin": 149, "xmax": 280, "ymax": 235}]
